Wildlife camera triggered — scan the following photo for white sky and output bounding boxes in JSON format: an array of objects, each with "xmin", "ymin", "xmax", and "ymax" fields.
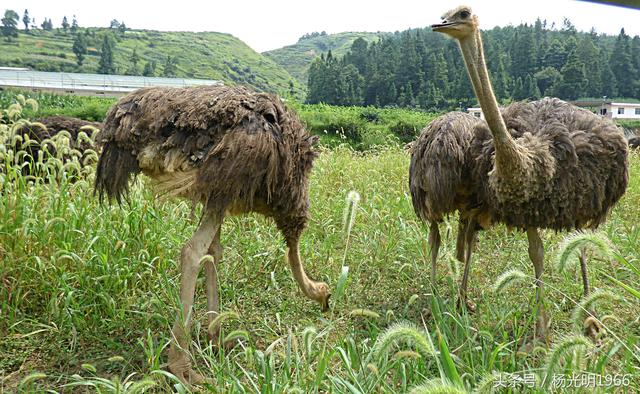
[{"xmin": 3, "ymin": 0, "xmax": 640, "ymax": 52}]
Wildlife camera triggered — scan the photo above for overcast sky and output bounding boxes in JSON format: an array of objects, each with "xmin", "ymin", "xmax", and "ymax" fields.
[{"xmin": 3, "ymin": 0, "xmax": 640, "ymax": 52}]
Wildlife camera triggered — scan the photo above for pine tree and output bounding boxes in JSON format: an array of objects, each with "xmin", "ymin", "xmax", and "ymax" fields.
[
  {"xmin": 61, "ymin": 16, "xmax": 69, "ymax": 32},
  {"xmin": 524, "ymin": 74, "xmax": 541, "ymax": 99},
  {"xmin": 610, "ymin": 29, "xmax": 636, "ymax": 98},
  {"xmin": 534, "ymin": 67, "xmax": 561, "ymax": 96},
  {"xmin": 543, "ymin": 39, "xmax": 567, "ymax": 70},
  {"xmin": 556, "ymin": 50, "xmax": 587, "ymax": 100},
  {"xmin": 142, "ymin": 60, "xmax": 157, "ymax": 77},
  {"xmin": 71, "ymin": 15, "xmax": 78, "ymax": 33},
  {"xmin": 127, "ymin": 49, "xmax": 140, "ymax": 75},
  {"xmin": 347, "ymin": 37, "xmax": 368, "ymax": 74},
  {"xmin": 631, "ymin": 36, "xmax": 640, "ymax": 97},
  {"xmin": 72, "ymin": 32, "xmax": 88, "ymax": 66},
  {"xmin": 576, "ymin": 36, "xmax": 602, "ymax": 97},
  {"xmin": 22, "ymin": 9, "xmax": 29, "ymax": 31},
  {"xmin": 600, "ymin": 50, "xmax": 617, "ymax": 98},
  {"xmin": 98, "ymin": 34, "xmax": 116, "ymax": 74},
  {"xmin": 162, "ymin": 55, "xmax": 178, "ymax": 77}
]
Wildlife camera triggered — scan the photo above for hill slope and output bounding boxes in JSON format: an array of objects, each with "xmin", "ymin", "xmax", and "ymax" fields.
[
  {"xmin": 0, "ymin": 28, "xmax": 301, "ymax": 96},
  {"xmin": 263, "ymin": 32, "xmax": 383, "ymax": 85}
]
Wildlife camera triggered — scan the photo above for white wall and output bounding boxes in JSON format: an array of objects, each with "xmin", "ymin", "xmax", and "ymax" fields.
[{"xmin": 610, "ymin": 105, "xmax": 640, "ymax": 119}]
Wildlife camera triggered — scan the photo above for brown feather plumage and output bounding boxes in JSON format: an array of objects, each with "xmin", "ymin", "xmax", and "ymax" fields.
[{"xmin": 94, "ymin": 85, "xmax": 318, "ymax": 241}]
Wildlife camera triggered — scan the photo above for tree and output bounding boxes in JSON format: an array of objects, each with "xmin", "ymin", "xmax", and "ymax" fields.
[
  {"xmin": 41, "ymin": 18, "xmax": 53, "ymax": 31},
  {"xmin": 98, "ymin": 34, "xmax": 116, "ymax": 74},
  {"xmin": 575, "ymin": 36, "xmax": 602, "ymax": 97},
  {"xmin": 346, "ymin": 37, "xmax": 368, "ymax": 74},
  {"xmin": 555, "ymin": 50, "xmax": 587, "ymax": 100},
  {"xmin": 142, "ymin": 60, "xmax": 157, "ymax": 77},
  {"xmin": 534, "ymin": 67, "xmax": 561, "ymax": 96},
  {"xmin": 127, "ymin": 48, "xmax": 140, "ymax": 75},
  {"xmin": 72, "ymin": 32, "xmax": 88, "ymax": 66},
  {"xmin": 71, "ymin": 15, "xmax": 78, "ymax": 33},
  {"xmin": 610, "ymin": 28, "xmax": 637, "ymax": 98},
  {"xmin": 162, "ymin": 55, "xmax": 178, "ymax": 77},
  {"xmin": 542, "ymin": 39, "xmax": 567, "ymax": 70},
  {"xmin": 61, "ymin": 16, "xmax": 69, "ymax": 32},
  {"xmin": 110, "ymin": 19, "xmax": 120, "ymax": 29},
  {"xmin": 118, "ymin": 22, "xmax": 127, "ymax": 36},
  {"xmin": 22, "ymin": 9, "xmax": 29, "ymax": 31},
  {"xmin": 1, "ymin": 10, "xmax": 19, "ymax": 42}
]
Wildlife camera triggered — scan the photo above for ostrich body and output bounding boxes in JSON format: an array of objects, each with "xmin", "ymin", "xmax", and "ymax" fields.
[
  {"xmin": 11, "ymin": 115, "xmax": 101, "ymax": 177},
  {"xmin": 409, "ymin": 111, "xmax": 485, "ymax": 302},
  {"xmin": 94, "ymin": 85, "xmax": 329, "ymax": 383},
  {"xmin": 431, "ymin": 6, "xmax": 628, "ymax": 338}
]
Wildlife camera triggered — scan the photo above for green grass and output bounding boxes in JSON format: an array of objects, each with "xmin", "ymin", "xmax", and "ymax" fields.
[
  {"xmin": 1, "ymin": 89, "xmax": 438, "ymax": 149},
  {"xmin": 1, "ymin": 100, "xmax": 639, "ymax": 392},
  {"xmin": 263, "ymin": 32, "xmax": 383, "ymax": 86},
  {"xmin": 0, "ymin": 28, "xmax": 302, "ymax": 97}
]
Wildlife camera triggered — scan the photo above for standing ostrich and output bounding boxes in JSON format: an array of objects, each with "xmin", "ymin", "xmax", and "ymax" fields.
[
  {"xmin": 409, "ymin": 111, "xmax": 486, "ymax": 308},
  {"xmin": 94, "ymin": 85, "xmax": 330, "ymax": 384},
  {"xmin": 430, "ymin": 5, "xmax": 628, "ymax": 339}
]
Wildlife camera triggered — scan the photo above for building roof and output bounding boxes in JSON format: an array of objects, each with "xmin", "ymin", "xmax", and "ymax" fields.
[
  {"xmin": 0, "ymin": 69, "xmax": 222, "ymax": 96},
  {"xmin": 571, "ymin": 100, "xmax": 640, "ymax": 107}
]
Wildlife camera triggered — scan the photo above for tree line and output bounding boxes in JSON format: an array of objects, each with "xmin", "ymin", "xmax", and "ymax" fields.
[
  {"xmin": 307, "ymin": 19, "xmax": 640, "ymax": 110},
  {"xmin": 2, "ymin": 9, "xmax": 179, "ymax": 77}
]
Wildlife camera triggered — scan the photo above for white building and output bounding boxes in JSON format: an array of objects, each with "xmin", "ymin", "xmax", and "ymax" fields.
[
  {"xmin": 468, "ymin": 101, "xmax": 640, "ymax": 120},
  {"xmin": 600, "ymin": 102, "xmax": 640, "ymax": 119},
  {"xmin": 466, "ymin": 107, "xmax": 484, "ymax": 119}
]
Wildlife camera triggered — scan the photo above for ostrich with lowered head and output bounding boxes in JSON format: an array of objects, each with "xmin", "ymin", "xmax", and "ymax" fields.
[
  {"xmin": 94, "ymin": 85, "xmax": 330, "ymax": 384},
  {"xmin": 431, "ymin": 5, "xmax": 628, "ymax": 339}
]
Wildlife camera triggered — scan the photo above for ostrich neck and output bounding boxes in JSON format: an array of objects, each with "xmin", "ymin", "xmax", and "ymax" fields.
[{"xmin": 458, "ymin": 30, "xmax": 521, "ymax": 167}]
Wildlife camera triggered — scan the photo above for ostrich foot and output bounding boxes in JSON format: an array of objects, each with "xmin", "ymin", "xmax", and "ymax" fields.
[
  {"xmin": 208, "ymin": 328, "xmax": 242, "ymax": 353},
  {"xmin": 534, "ymin": 311, "xmax": 550, "ymax": 344},
  {"xmin": 583, "ymin": 316, "xmax": 604, "ymax": 344},
  {"xmin": 456, "ymin": 296, "xmax": 476, "ymax": 313},
  {"xmin": 167, "ymin": 349, "xmax": 205, "ymax": 386}
]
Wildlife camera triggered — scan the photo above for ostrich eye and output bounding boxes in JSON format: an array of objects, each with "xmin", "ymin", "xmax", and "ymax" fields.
[
  {"xmin": 264, "ymin": 113, "xmax": 277, "ymax": 124},
  {"xmin": 460, "ymin": 11, "xmax": 470, "ymax": 18}
]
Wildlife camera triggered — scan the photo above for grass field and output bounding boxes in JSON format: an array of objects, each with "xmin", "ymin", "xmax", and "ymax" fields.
[{"xmin": 1, "ymin": 100, "xmax": 639, "ymax": 393}]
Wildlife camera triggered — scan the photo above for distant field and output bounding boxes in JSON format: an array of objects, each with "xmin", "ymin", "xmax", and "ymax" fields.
[
  {"xmin": 1, "ymin": 92, "xmax": 639, "ymax": 392},
  {"xmin": 0, "ymin": 28, "xmax": 301, "ymax": 97}
]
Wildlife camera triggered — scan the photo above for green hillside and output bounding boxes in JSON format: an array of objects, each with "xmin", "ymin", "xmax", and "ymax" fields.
[
  {"xmin": 0, "ymin": 28, "xmax": 302, "ymax": 96},
  {"xmin": 263, "ymin": 32, "xmax": 383, "ymax": 85}
]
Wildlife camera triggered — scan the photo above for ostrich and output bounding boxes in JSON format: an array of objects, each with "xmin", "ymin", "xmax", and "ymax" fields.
[
  {"xmin": 9, "ymin": 115, "xmax": 101, "ymax": 178},
  {"xmin": 94, "ymin": 85, "xmax": 330, "ymax": 384},
  {"xmin": 409, "ymin": 111, "xmax": 486, "ymax": 308},
  {"xmin": 430, "ymin": 5, "xmax": 628, "ymax": 339}
]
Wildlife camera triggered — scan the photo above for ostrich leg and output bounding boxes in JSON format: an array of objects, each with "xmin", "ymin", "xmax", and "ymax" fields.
[
  {"xmin": 458, "ymin": 219, "xmax": 478, "ymax": 312},
  {"xmin": 168, "ymin": 212, "xmax": 220, "ymax": 385},
  {"xmin": 527, "ymin": 228, "xmax": 548, "ymax": 341},
  {"xmin": 429, "ymin": 221, "xmax": 441, "ymax": 284},
  {"xmin": 286, "ymin": 235, "xmax": 331, "ymax": 311},
  {"xmin": 204, "ymin": 224, "xmax": 223, "ymax": 342},
  {"xmin": 579, "ymin": 247, "xmax": 590, "ymax": 296},
  {"xmin": 579, "ymin": 247, "xmax": 603, "ymax": 340},
  {"xmin": 455, "ymin": 219, "xmax": 467, "ymax": 264}
]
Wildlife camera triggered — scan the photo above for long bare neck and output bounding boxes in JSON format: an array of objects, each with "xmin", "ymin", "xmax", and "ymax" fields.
[{"xmin": 458, "ymin": 29, "xmax": 516, "ymax": 152}]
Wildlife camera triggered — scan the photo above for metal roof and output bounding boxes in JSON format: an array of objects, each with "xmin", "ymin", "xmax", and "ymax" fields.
[{"xmin": 0, "ymin": 69, "xmax": 223, "ymax": 97}]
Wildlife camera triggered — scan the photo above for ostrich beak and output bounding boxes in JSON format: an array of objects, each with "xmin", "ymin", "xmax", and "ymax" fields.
[{"xmin": 431, "ymin": 21, "xmax": 461, "ymax": 32}]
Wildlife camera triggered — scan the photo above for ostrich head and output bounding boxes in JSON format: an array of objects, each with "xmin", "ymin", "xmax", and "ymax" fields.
[{"xmin": 431, "ymin": 5, "xmax": 477, "ymax": 40}]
